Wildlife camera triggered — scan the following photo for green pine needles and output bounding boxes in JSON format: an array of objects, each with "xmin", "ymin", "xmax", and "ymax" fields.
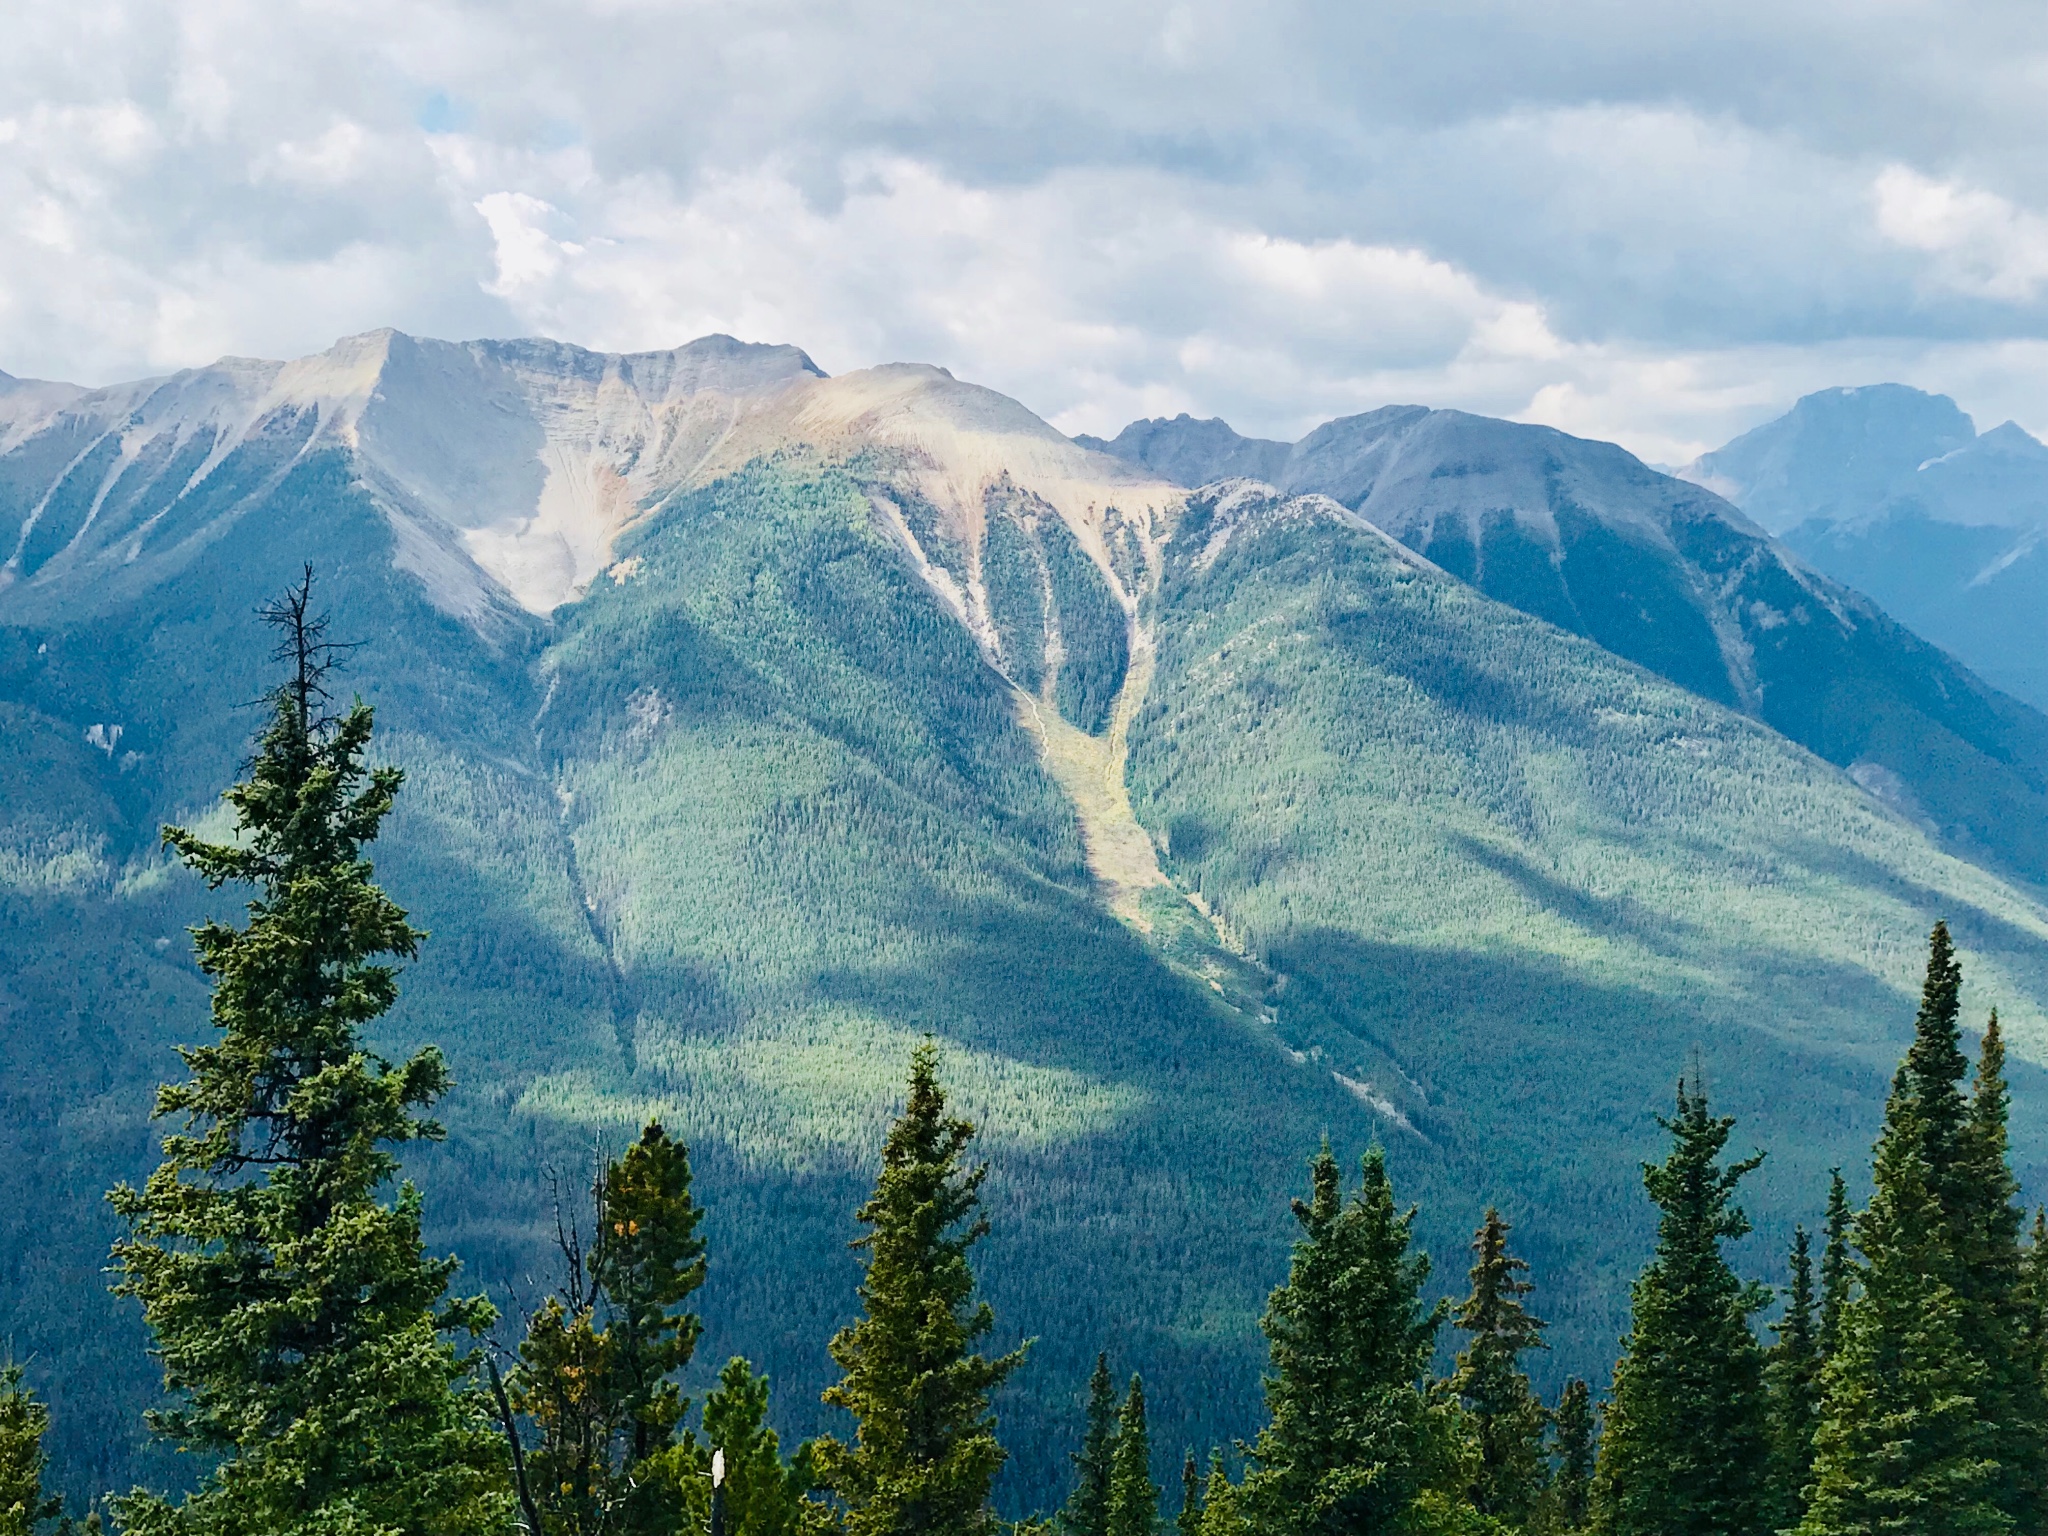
[
  {"xmin": 108, "ymin": 570, "xmax": 510, "ymax": 1536},
  {"xmin": 1240, "ymin": 1145, "xmax": 1462, "ymax": 1536},
  {"xmin": 1449, "ymin": 1208, "xmax": 1550, "ymax": 1526},
  {"xmin": 509, "ymin": 1120, "xmax": 708, "ymax": 1536},
  {"xmin": 0, "ymin": 1364, "xmax": 62, "ymax": 1536},
  {"xmin": 1105, "ymin": 1377, "xmax": 1156, "ymax": 1536},
  {"xmin": 1795, "ymin": 924, "xmax": 2041, "ymax": 1536},
  {"xmin": 1591, "ymin": 1079, "xmax": 1771, "ymax": 1536},
  {"xmin": 811, "ymin": 1041, "xmax": 1028, "ymax": 1535},
  {"xmin": 1060, "ymin": 1355, "xmax": 1119, "ymax": 1536},
  {"xmin": 1764, "ymin": 1228, "xmax": 1823, "ymax": 1529},
  {"xmin": 1550, "ymin": 1380, "xmax": 1595, "ymax": 1533}
]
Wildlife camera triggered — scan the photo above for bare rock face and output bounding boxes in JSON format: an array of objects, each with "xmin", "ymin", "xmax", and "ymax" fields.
[{"xmin": 0, "ymin": 330, "xmax": 1180, "ymax": 627}]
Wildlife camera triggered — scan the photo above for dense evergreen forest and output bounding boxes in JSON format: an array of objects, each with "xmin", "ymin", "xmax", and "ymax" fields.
[{"xmin": 4, "ymin": 571, "xmax": 2046, "ymax": 1536}]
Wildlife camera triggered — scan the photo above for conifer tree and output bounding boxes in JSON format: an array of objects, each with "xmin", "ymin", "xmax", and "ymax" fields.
[
  {"xmin": 1799, "ymin": 928, "xmax": 2041, "ymax": 1535},
  {"xmin": 1550, "ymin": 1380, "xmax": 1594, "ymax": 1534},
  {"xmin": 1764, "ymin": 1228, "xmax": 1822, "ymax": 1528},
  {"xmin": 1105, "ymin": 1377, "xmax": 1156, "ymax": 1536},
  {"xmin": 108, "ymin": 570, "xmax": 509, "ymax": 1536},
  {"xmin": 1177, "ymin": 1452, "xmax": 1201, "ymax": 1536},
  {"xmin": 1899, "ymin": 923, "xmax": 1970, "ymax": 1224},
  {"xmin": 1240, "ymin": 1145, "xmax": 1459, "ymax": 1536},
  {"xmin": 692, "ymin": 1357, "xmax": 821, "ymax": 1536},
  {"xmin": 1589, "ymin": 1080, "xmax": 1770, "ymax": 1536},
  {"xmin": 2021, "ymin": 1209, "xmax": 2048, "ymax": 1520},
  {"xmin": 513, "ymin": 1294, "xmax": 614, "ymax": 1535},
  {"xmin": 511, "ymin": 1121, "xmax": 706, "ymax": 1536},
  {"xmin": 1060, "ymin": 1355, "xmax": 1119, "ymax": 1536},
  {"xmin": 1195, "ymin": 1455, "xmax": 1243, "ymax": 1536},
  {"xmin": 1955, "ymin": 1013, "xmax": 2048, "ymax": 1528},
  {"xmin": 811, "ymin": 1044, "xmax": 1027, "ymax": 1535},
  {"xmin": 1448, "ymin": 1208, "xmax": 1549, "ymax": 1525},
  {"xmin": 596, "ymin": 1122, "xmax": 707, "ymax": 1473},
  {"xmin": 1817, "ymin": 1172, "xmax": 1851, "ymax": 1360},
  {"xmin": 0, "ymin": 1365, "xmax": 61, "ymax": 1536},
  {"xmin": 1795, "ymin": 1079, "xmax": 2001, "ymax": 1536}
]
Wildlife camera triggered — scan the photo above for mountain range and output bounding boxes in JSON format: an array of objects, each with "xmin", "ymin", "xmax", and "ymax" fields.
[
  {"xmin": 1679, "ymin": 383, "xmax": 2048, "ymax": 714},
  {"xmin": 6, "ymin": 335, "xmax": 2048, "ymax": 1510}
]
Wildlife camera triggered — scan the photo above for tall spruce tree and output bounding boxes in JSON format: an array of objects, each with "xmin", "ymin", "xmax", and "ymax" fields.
[
  {"xmin": 1795, "ymin": 1077, "xmax": 2002, "ymax": 1536},
  {"xmin": 1240, "ymin": 1145, "xmax": 1460, "ymax": 1535},
  {"xmin": 1955, "ymin": 1014, "xmax": 2048, "ymax": 1529},
  {"xmin": 2021, "ymin": 1208, "xmax": 2048, "ymax": 1517},
  {"xmin": 1590, "ymin": 1079, "xmax": 1771, "ymax": 1536},
  {"xmin": 1898, "ymin": 923, "xmax": 1971, "ymax": 1226},
  {"xmin": 1195, "ymin": 1455, "xmax": 1243, "ymax": 1536},
  {"xmin": 1550, "ymin": 1380, "xmax": 1594, "ymax": 1534},
  {"xmin": 811, "ymin": 1044, "xmax": 1027, "ymax": 1535},
  {"xmin": 1765, "ymin": 1228, "xmax": 1822, "ymax": 1528},
  {"xmin": 692, "ymin": 1357, "xmax": 821, "ymax": 1536},
  {"xmin": 595, "ymin": 1122, "xmax": 706, "ymax": 1473},
  {"xmin": 0, "ymin": 1365, "xmax": 61, "ymax": 1536},
  {"xmin": 1061, "ymin": 1355, "xmax": 1119, "ymax": 1536},
  {"xmin": 108, "ymin": 571, "xmax": 509, "ymax": 1536},
  {"xmin": 1105, "ymin": 1377, "xmax": 1156, "ymax": 1536},
  {"xmin": 511, "ymin": 1121, "xmax": 707, "ymax": 1536},
  {"xmin": 1448, "ymin": 1208, "xmax": 1549, "ymax": 1525},
  {"xmin": 1177, "ymin": 1452, "xmax": 1202, "ymax": 1536},
  {"xmin": 1799, "ymin": 926, "xmax": 2040, "ymax": 1535},
  {"xmin": 1817, "ymin": 1172, "xmax": 1851, "ymax": 1361}
]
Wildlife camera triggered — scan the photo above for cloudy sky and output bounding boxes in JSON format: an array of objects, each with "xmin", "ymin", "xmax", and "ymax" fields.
[{"xmin": 4, "ymin": 0, "xmax": 2047, "ymax": 461}]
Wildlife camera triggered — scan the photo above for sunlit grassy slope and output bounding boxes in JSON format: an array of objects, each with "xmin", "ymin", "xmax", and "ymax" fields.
[{"xmin": 9, "ymin": 455, "xmax": 2048, "ymax": 1514}]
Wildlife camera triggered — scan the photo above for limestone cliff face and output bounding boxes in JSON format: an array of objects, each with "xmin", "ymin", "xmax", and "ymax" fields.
[{"xmin": 0, "ymin": 330, "xmax": 1179, "ymax": 627}]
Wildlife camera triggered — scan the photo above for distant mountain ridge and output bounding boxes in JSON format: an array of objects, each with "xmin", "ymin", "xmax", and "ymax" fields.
[
  {"xmin": 1680, "ymin": 384, "xmax": 2048, "ymax": 712},
  {"xmin": 1086, "ymin": 405, "xmax": 2048, "ymax": 886},
  {"xmin": 0, "ymin": 330, "xmax": 1178, "ymax": 627}
]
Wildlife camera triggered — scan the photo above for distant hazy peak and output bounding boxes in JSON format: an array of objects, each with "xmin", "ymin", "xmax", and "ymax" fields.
[
  {"xmin": 0, "ymin": 369, "xmax": 88, "ymax": 449},
  {"xmin": 1683, "ymin": 383, "xmax": 1980, "ymax": 532},
  {"xmin": 1079, "ymin": 413, "xmax": 1292, "ymax": 488},
  {"xmin": 1972, "ymin": 420, "xmax": 2048, "ymax": 459}
]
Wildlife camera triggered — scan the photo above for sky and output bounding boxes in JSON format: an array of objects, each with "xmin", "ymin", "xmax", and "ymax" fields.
[{"xmin": 3, "ymin": 1, "xmax": 2047, "ymax": 463}]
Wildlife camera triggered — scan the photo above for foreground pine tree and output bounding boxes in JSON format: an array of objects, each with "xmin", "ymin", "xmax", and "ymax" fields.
[
  {"xmin": 1954, "ymin": 1014, "xmax": 2048, "ymax": 1527},
  {"xmin": 1060, "ymin": 1355, "xmax": 1119, "ymax": 1536},
  {"xmin": 1764, "ymin": 1228, "xmax": 1822, "ymax": 1527},
  {"xmin": 0, "ymin": 1364, "xmax": 62, "ymax": 1536},
  {"xmin": 1448, "ymin": 1208, "xmax": 1549, "ymax": 1525},
  {"xmin": 812, "ymin": 1044, "xmax": 1027, "ymax": 1535},
  {"xmin": 109, "ymin": 571, "xmax": 510, "ymax": 1536},
  {"xmin": 1177, "ymin": 1452, "xmax": 1202, "ymax": 1536},
  {"xmin": 1817, "ymin": 1172, "xmax": 1851, "ymax": 1360},
  {"xmin": 1590, "ymin": 1080, "xmax": 1770, "ymax": 1536},
  {"xmin": 1795, "ymin": 1084, "xmax": 2001, "ymax": 1535},
  {"xmin": 693, "ymin": 1357, "xmax": 821, "ymax": 1536},
  {"xmin": 1105, "ymin": 1377, "xmax": 1157, "ymax": 1536},
  {"xmin": 1549, "ymin": 1380, "xmax": 1594, "ymax": 1533},
  {"xmin": 511, "ymin": 1121, "xmax": 707, "ymax": 1536},
  {"xmin": 1195, "ymin": 1455, "xmax": 1243, "ymax": 1536},
  {"xmin": 1796, "ymin": 925, "xmax": 2045, "ymax": 1535},
  {"xmin": 1240, "ymin": 1145, "xmax": 1461, "ymax": 1535}
]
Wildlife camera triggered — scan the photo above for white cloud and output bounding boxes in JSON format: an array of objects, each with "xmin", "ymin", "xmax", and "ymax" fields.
[
  {"xmin": 1, "ymin": 0, "xmax": 2047, "ymax": 462},
  {"xmin": 1874, "ymin": 165, "xmax": 2048, "ymax": 301}
]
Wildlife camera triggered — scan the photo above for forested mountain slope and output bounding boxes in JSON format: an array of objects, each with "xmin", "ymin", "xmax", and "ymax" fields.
[
  {"xmin": 6, "ymin": 337, "xmax": 2048, "ymax": 1512},
  {"xmin": 1091, "ymin": 410, "xmax": 2048, "ymax": 888}
]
